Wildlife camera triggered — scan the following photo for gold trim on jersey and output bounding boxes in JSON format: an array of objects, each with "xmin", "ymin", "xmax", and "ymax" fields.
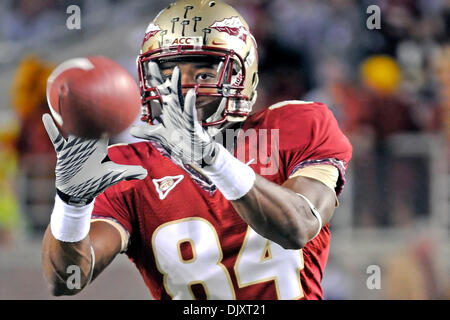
[
  {"xmin": 259, "ymin": 241, "xmax": 273, "ymax": 262},
  {"xmin": 188, "ymin": 281, "xmax": 210, "ymax": 300},
  {"xmin": 289, "ymin": 164, "xmax": 339, "ymax": 207}
]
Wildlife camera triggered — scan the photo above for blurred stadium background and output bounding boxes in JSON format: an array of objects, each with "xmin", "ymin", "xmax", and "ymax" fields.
[{"xmin": 0, "ymin": 0, "xmax": 448, "ymax": 300}]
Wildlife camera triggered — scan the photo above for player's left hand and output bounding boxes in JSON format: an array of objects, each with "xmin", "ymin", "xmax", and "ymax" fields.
[{"xmin": 130, "ymin": 62, "xmax": 219, "ymax": 166}]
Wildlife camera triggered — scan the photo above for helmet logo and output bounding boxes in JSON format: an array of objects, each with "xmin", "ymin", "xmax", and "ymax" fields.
[
  {"xmin": 180, "ymin": 20, "xmax": 190, "ymax": 36},
  {"xmin": 171, "ymin": 17, "xmax": 180, "ymax": 33},
  {"xmin": 143, "ymin": 23, "xmax": 161, "ymax": 43},
  {"xmin": 192, "ymin": 16, "xmax": 202, "ymax": 32},
  {"xmin": 184, "ymin": 5, "xmax": 194, "ymax": 18},
  {"xmin": 210, "ymin": 16, "xmax": 249, "ymax": 43}
]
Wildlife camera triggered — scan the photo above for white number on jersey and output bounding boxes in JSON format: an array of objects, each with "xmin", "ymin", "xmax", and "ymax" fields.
[{"xmin": 152, "ymin": 217, "xmax": 304, "ymax": 299}]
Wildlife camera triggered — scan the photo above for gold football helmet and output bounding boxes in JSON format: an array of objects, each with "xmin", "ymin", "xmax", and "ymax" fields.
[{"xmin": 138, "ymin": 0, "xmax": 259, "ymax": 127}]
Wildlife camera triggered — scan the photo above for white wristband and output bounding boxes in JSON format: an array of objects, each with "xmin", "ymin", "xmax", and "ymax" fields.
[
  {"xmin": 202, "ymin": 144, "xmax": 256, "ymax": 200},
  {"xmin": 50, "ymin": 194, "xmax": 94, "ymax": 242},
  {"xmin": 296, "ymin": 193, "xmax": 322, "ymax": 239}
]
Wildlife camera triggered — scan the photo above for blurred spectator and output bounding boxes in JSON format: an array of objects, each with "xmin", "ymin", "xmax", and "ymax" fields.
[
  {"xmin": 360, "ymin": 55, "xmax": 419, "ymax": 140},
  {"xmin": 384, "ymin": 246, "xmax": 429, "ymax": 299},
  {"xmin": 322, "ymin": 254, "xmax": 355, "ymax": 299},
  {"xmin": 357, "ymin": 55, "xmax": 425, "ymax": 226},
  {"xmin": 256, "ymin": 43, "xmax": 308, "ymax": 112},
  {"xmin": 383, "ymin": 227, "xmax": 446, "ymax": 299},
  {"xmin": 1, "ymin": 0, "xmax": 63, "ymax": 45},
  {"xmin": 304, "ymin": 56, "xmax": 366, "ymax": 135},
  {"xmin": 12, "ymin": 55, "xmax": 55, "ymax": 157},
  {"xmin": 430, "ymin": 43, "xmax": 450, "ymax": 163},
  {"xmin": 268, "ymin": 0, "xmax": 363, "ymax": 87},
  {"xmin": 229, "ymin": 0, "xmax": 310, "ymax": 111},
  {"xmin": 0, "ymin": 125, "xmax": 20, "ymax": 246},
  {"xmin": 11, "ymin": 55, "xmax": 56, "ymax": 236}
]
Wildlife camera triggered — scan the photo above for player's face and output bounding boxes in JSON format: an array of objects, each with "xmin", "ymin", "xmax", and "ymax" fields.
[{"xmin": 159, "ymin": 59, "xmax": 222, "ymax": 122}]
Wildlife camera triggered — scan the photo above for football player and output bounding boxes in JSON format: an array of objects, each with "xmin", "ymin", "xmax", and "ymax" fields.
[{"xmin": 42, "ymin": 0, "xmax": 352, "ymax": 299}]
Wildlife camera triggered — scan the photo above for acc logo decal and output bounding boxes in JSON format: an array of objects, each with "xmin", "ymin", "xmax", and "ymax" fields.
[
  {"xmin": 209, "ymin": 16, "xmax": 249, "ymax": 42},
  {"xmin": 163, "ymin": 36, "xmax": 202, "ymax": 46},
  {"xmin": 143, "ymin": 23, "xmax": 161, "ymax": 43},
  {"xmin": 153, "ymin": 175, "xmax": 184, "ymax": 200}
]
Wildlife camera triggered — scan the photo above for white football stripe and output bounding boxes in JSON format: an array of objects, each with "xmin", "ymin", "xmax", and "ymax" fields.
[{"xmin": 46, "ymin": 57, "xmax": 95, "ymax": 126}]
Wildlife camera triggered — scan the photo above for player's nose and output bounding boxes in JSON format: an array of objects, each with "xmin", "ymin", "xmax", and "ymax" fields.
[
  {"xmin": 181, "ymin": 72, "xmax": 193, "ymax": 85},
  {"xmin": 181, "ymin": 74, "xmax": 193, "ymax": 96}
]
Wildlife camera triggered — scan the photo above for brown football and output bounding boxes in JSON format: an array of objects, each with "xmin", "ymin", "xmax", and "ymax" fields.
[{"xmin": 46, "ymin": 56, "xmax": 141, "ymax": 139}]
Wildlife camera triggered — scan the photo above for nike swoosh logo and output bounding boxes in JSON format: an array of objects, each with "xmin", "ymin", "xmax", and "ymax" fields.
[{"xmin": 212, "ymin": 40, "xmax": 227, "ymax": 45}]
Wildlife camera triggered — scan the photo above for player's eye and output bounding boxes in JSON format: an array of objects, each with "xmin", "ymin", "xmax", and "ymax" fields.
[{"xmin": 195, "ymin": 73, "xmax": 216, "ymax": 83}]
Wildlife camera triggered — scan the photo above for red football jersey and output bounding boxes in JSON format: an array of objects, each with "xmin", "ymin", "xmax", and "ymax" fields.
[{"xmin": 92, "ymin": 101, "xmax": 352, "ymax": 300}]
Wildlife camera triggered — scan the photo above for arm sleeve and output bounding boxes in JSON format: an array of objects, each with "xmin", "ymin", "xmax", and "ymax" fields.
[
  {"xmin": 279, "ymin": 102, "xmax": 353, "ymax": 195},
  {"xmin": 290, "ymin": 164, "xmax": 339, "ymax": 191},
  {"xmin": 290, "ymin": 164, "xmax": 340, "ymax": 207}
]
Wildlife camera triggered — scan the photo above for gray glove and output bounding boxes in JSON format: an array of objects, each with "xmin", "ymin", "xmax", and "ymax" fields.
[
  {"xmin": 42, "ymin": 113, "xmax": 148, "ymax": 206},
  {"xmin": 130, "ymin": 62, "xmax": 219, "ymax": 166}
]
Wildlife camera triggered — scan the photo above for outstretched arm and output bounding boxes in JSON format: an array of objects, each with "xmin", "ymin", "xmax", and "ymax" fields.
[
  {"xmin": 41, "ymin": 114, "xmax": 146, "ymax": 296},
  {"xmin": 42, "ymin": 220, "xmax": 122, "ymax": 296},
  {"xmin": 201, "ymin": 143, "xmax": 337, "ymax": 249}
]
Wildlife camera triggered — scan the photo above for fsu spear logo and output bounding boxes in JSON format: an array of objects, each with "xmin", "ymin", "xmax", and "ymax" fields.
[{"xmin": 209, "ymin": 16, "xmax": 249, "ymax": 42}]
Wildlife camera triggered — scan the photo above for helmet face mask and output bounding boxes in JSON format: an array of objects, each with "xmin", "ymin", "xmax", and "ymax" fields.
[
  {"xmin": 139, "ymin": 47, "xmax": 248, "ymax": 126},
  {"xmin": 138, "ymin": 0, "xmax": 258, "ymax": 129}
]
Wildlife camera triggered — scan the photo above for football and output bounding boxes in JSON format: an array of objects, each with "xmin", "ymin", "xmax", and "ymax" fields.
[{"xmin": 46, "ymin": 56, "xmax": 141, "ymax": 139}]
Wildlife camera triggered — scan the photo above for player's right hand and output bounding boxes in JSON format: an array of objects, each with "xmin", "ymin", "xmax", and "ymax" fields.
[{"xmin": 42, "ymin": 113, "xmax": 148, "ymax": 206}]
